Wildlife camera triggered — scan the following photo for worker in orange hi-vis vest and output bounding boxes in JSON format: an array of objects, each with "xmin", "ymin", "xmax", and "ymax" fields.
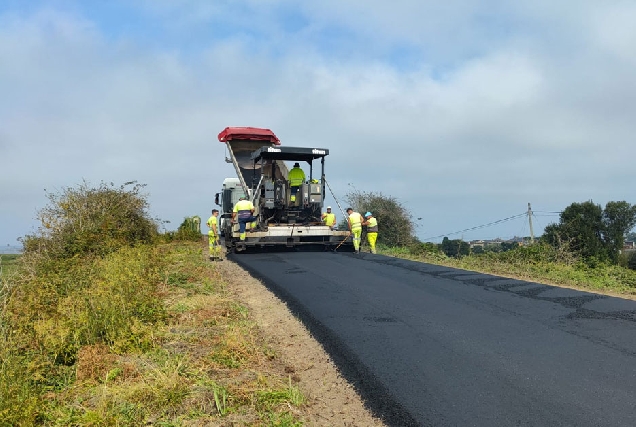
[
  {"xmin": 362, "ymin": 212, "xmax": 378, "ymax": 254},
  {"xmin": 346, "ymin": 207, "xmax": 364, "ymax": 254}
]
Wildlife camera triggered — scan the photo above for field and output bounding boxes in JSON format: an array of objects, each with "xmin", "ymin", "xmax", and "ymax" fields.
[{"xmin": 0, "ymin": 253, "xmax": 20, "ymax": 277}]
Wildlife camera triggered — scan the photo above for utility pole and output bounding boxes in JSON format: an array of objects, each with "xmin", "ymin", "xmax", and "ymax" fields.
[{"xmin": 528, "ymin": 202, "xmax": 535, "ymax": 244}]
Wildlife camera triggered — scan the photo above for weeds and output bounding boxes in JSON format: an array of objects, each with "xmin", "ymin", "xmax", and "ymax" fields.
[
  {"xmin": 213, "ymin": 383, "xmax": 229, "ymax": 415},
  {"xmin": 1, "ymin": 241, "xmax": 306, "ymax": 425}
]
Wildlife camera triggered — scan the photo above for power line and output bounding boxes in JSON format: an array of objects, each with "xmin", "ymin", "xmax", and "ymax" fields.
[
  {"xmin": 422, "ymin": 212, "xmax": 527, "ymax": 241},
  {"xmin": 533, "ymin": 211, "xmax": 563, "ymax": 214}
]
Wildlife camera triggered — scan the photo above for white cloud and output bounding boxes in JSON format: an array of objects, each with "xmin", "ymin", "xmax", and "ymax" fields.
[{"xmin": 1, "ymin": 2, "xmax": 636, "ymax": 245}]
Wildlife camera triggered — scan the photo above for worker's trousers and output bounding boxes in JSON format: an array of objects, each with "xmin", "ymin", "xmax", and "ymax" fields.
[
  {"xmin": 290, "ymin": 186, "xmax": 300, "ymax": 202},
  {"xmin": 238, "ymin": 216, "xmax": 258, "ymax": 240},
  {"xmin": 208, "ymin": 232, "xmax": 221, "ymax": 258},
  {"xmin": 367, "ymin": 232, "xmax": 378, "ymax": 254},
  {"xmin": 351, "ymin": 227, "xmax": 362, "ymax": 251}
]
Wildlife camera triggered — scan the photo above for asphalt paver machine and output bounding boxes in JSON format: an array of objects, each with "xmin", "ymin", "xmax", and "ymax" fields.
[{"xmin": 216, "ymin": 126, "xmax": 352, "ymax": 252}]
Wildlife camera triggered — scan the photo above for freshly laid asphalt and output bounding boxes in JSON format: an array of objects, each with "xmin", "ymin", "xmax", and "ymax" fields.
[{"xmin": 229, "ymin": 250, "xmax": 636, "ymax": 427}]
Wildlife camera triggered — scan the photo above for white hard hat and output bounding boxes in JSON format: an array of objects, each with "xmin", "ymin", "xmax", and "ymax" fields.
[{"xmin": 327, "ymin": 206, "xmax": 332, "ymax": 209}]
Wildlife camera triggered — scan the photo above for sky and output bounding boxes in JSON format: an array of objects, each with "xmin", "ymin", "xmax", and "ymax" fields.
[{"xmin": 1, "ymin": 0, "xmax": 635, "ymax": 247}]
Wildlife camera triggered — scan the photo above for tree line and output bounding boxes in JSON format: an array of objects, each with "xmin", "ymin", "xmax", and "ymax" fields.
[{"xmin": 345, "ymin": 191, "xmax": 636, "ymax": 269}]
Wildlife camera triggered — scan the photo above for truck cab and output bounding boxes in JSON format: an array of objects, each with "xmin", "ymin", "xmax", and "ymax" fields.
[{"xmin": 214, "ymin": 178, "xmax": 244, "ymax": 237}]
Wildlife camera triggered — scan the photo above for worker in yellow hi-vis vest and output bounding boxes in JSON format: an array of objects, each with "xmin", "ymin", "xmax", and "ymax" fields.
[
  {"xmin": 362, "ymin": 212, "xmax": 378, "ymax": 254},
  {"xmin": 232, "ymin": 195, "xmax": 257, "ymax": 241},
  {"xmin": 346, "ymin": 207, "xmax": 363, "ymax": 254},
  {"xmin": 322, "ymin": 206, "xmax": 336, "ymax": 230},
  {"xmin": 287, "ymin": 162, "xmax": 305, "ymax": 203},
  {"xmin": 207, "ymin": 209, "xmax": 222, "ymax": 261}
]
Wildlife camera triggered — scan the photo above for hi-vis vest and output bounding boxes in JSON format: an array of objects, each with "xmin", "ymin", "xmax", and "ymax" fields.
[
  {"xmin": 323, "ymin": 212, "xmax": 336, "ymax": 226},
  {"xmin": 207, "ymin": 216, "xmax": 218, "ymax": 235},
  {"xmin": 349, "ymin": 212, "xmax": 363, "ymax": 230},
  {"xmin": 366, "ymin": 217, "xmax": 378, "ymax": 233},
  {"xmin": 233, "ymin": 200, "xmax": 254, "ymax": 219},
  {"xmin": 288, "ymin": 167, "xmax": 305, "ymax": 186}
]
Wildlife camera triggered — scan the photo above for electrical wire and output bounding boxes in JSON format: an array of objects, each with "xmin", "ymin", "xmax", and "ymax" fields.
[
  {"xmin": 323, "ymin": 178, "xmax": 348, "ymax": 221},
  {"xmin": 422, "ymin": 212, "xmax": 527, "ymax": 241}
]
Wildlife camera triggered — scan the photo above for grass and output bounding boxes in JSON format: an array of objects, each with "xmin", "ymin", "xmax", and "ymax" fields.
[
  {"xmin": 0, "ymin": 253, "xmax": 21, "ymax": 277},
  {"xmin": 0, "ymin": 242, "xmax": 307, "ymax": 426},
  {"xmin": 381, "ymin": 243, "xmax": 636, "ymax": 298}
]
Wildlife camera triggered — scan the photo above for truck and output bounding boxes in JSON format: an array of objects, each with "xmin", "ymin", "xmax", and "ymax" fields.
[
  {"xmin": 215, "ymin": 126, "xmax": 352, "ymax": 252},
  {"xmin": 215, "ymin": 177, "xmax": 242, "ymax": 236}
]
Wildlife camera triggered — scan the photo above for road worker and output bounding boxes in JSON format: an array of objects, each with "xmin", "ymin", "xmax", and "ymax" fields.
[
  {"xmin": 346, "ymin": 207, "xmax": 364, "ymax": 254},
  {"xmin": 322, "ymin": 206, "xmax": 336, "ymax": 230},
  {"xmin": 207, "ymin": 209, "xmax": 222, "ymax": 261},
  {"xmin": 232, "ymin": 195, "xmax": 257, "ymax": 241},
  {"xmin": 287, "ymin": 162, "xmax": 305, "ymax": 203},
  {"xmin": 362, "ymin": 212, "xmax": 378, "ymax": 254}
]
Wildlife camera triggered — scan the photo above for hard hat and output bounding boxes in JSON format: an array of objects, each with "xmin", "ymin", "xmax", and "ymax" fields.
[
  {"xmin": 239, "ymin": 194, "xmax": 247, "ymax": 200},
  {"xmin": 327, "ymin": 206, "xmax": 332, "ymax": 209},
  {"xmin": 365, "ymin": 212, "xmax": 372, "ymax": 217}
]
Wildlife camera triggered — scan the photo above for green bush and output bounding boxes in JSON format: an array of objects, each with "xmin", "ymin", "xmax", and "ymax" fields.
[
  {"xmin": 345, "ymin": 190, "xmax": 416, "ymax": 247},
  {"xmin": 21, "ymin": 181, "xmax": 158, "ymax": 259},
  {"xmin": 408, "ymin": 241, "xmax": 441, "ymax": 256},
  {"xmin": 175, "ymin": 216, "xmax": 203, "ymax": 242},
  {"xmin": 628, "ymin": 252, "xmax": 636, "ymax": 271}
]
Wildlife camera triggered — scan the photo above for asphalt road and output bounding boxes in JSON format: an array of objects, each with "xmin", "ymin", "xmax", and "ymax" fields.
[{"xmin": 229, "ymin": 250, "xmax": 636, "ymax": 427}]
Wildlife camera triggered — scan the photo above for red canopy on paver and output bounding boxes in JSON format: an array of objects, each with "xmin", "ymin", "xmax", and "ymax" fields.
[{"xmin": 218, "ymin": 127, "xmax": 281, "ymax": 145}]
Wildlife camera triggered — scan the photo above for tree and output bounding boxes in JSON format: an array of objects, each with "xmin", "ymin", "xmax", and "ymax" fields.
[
  {"xmin": 542, "ymin": 200, "xmax": 636, "ymax": 265},
  {"xmin": 344, "ymin": 190, "xmax": 415, "ymax": 247},
  {"xmin": 602, "ymin": 201, "xmax": 636, "ymax": 263},
  {"xmin": 500, "ymin": 241, "xmax": 520, "ymax": 252},
  {"xmin": 440, "ymin": 237, "xmax": 470, "ymax": 258}
]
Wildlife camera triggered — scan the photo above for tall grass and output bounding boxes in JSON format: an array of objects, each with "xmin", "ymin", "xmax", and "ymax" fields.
[
  {"xmin": 384, "ymin": 242, "xmax": 636, "ymax": 296},
  {"xmin": 1, "ymin": 243, "xmax": 307, "ymax": 425}
]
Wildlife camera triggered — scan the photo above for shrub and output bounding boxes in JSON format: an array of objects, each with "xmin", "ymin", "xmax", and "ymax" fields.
[
  {"xmin": 408, "ymin": 241, "xmax": 440, "ymax": 256},
  {"xmin": 345, "ymin": 190, "xmax": 415, "ymax": 247},
  {"xmin": 21, "ymin": 181, "xmax": 158, "ymax": 259},
  {"xmin": 175, "ymin": 216, "xmax": 203, "ymax": 242}
]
